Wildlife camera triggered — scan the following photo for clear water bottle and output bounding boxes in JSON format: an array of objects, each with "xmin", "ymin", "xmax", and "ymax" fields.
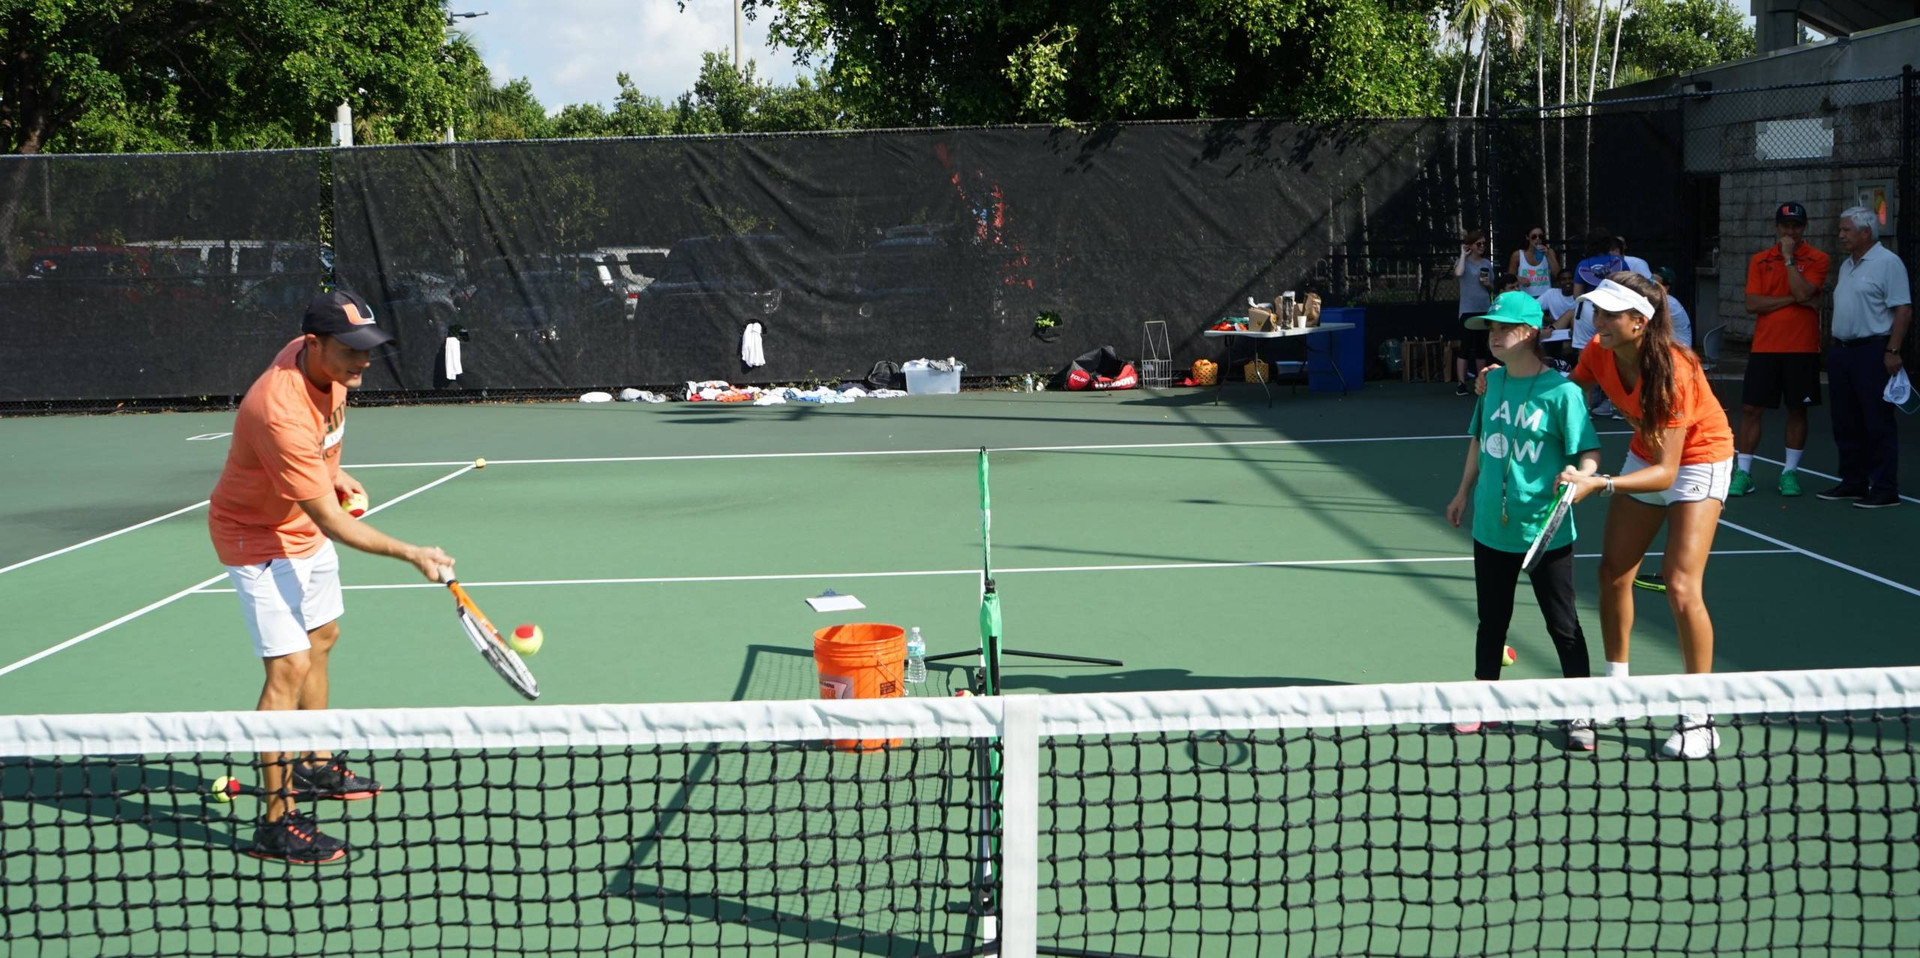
[{"xmin": 905, "ymin": 627, "xmax": 927, "ymax": 684}]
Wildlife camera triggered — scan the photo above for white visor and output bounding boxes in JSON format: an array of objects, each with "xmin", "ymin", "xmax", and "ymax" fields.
[{"xmin": 1578, "ymin": 279, "xmax": 1655, "ymax": 318}]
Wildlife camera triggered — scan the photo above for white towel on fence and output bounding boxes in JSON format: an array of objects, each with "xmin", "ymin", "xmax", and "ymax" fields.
[
  {"xmin": 444, "ymin": 336, "xmax": 464, "ymax": 380},
  {"xmin": 741, "ymin": 322, "xmax": 766, "ymax": 367}
]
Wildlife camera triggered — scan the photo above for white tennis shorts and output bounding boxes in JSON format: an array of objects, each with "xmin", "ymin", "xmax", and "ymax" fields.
[
  {"xmin": 1622, "ymin": 453, "xmax": 1734, "ymax": 506},
  {"xmin": 224, "ymin": 539, "xmax": 344, "ymax": 658}
]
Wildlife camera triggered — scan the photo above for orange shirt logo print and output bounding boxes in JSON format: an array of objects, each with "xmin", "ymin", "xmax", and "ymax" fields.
[{"xmin": 321, "ymin": 403, "xmax": 346, "ymax": 458}]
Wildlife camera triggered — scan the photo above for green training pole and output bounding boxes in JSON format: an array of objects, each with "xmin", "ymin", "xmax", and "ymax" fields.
[{"xmin": 977, "ymin": 447, "xmax": 1003, "ymax": 696}]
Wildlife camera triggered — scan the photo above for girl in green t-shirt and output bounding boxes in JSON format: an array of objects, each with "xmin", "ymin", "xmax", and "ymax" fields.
[{"xmin": 1446, "ymin": 292, "xmax": 1604, "ymax": 749}]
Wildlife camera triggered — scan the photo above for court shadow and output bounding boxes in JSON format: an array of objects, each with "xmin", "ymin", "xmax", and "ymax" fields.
[
  {"xmin": 0, "ymin": 756, "xmax": 243, "ymax": 849},
  {"xmin": 602, "ymin": 644, "xmax": 986, "ymax": 955}
]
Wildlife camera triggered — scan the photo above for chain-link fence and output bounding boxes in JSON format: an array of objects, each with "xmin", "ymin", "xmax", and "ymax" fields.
[{"xmin": 1495, "ymin": 69, "xmax": 1916, "ymax": 359}]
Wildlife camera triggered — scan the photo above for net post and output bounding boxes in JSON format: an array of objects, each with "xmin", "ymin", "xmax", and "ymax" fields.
[{"xmin": 997, "ymin": 695, "xmax": 1040, "ymax": 958}]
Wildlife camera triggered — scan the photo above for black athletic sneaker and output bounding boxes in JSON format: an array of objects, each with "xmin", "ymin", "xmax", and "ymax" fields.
[
  {"xmin": 248, "ymin": 811, "xmax": 346, "ymax": 864},
  {"xmin": 290, "ymin": 753, "xmax": 382, "ymax": 801},
  {"xmin": 1816, "ymin": 483, "xmax": 1868, "ymax": 501},
  {"xmin": 1854, "ymin": 489, "xmax": 1901, "ymax": 509},
  {"xmin": 1453, "ymin": 382, "xmax": 1471, "ymax": 396}
]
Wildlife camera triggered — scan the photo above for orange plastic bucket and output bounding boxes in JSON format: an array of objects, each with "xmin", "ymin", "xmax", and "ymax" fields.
[{"xmin": 813, "ymin": 623, "xmax": 907, "ymax": 751}]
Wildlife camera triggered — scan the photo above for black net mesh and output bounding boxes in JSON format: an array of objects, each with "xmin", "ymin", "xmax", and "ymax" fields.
[{"xmin": 1, "ymin": 739, "xmax": 996, "ymax": 957}]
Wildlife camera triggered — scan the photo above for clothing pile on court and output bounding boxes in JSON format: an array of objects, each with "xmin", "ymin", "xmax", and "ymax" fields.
[{"xmin": 681, "ymin": 380, "xmax": 908, "ymax": 403}]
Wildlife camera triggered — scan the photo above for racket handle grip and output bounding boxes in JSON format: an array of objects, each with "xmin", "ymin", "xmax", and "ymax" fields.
[{"xmin": 437, "ymin": 566, "xmax": 455, "ymax": 584}]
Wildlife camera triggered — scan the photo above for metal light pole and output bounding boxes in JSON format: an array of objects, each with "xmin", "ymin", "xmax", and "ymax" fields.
[
  {"xmin": 444, "ymin": 12, "xmax": 489, "ymax": 143},
  {"xmin": 734, "ymin": 0, "xmax": 743, "ymax": 73}
]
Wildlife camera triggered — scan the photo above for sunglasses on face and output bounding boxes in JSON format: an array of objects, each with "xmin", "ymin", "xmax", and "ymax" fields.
[{"xmin": 1529, "ymin": 233, "xmax": 1543, "ymax": 240}]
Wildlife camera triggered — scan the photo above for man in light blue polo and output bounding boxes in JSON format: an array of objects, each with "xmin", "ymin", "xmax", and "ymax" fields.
[{"xmin": 1819, "ymin": 206, "xmax": 1912, "ymax": 509}]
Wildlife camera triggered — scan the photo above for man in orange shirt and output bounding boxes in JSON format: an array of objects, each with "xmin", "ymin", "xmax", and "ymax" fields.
[
  {"xmin": 209, "ymin": 290, "xmax": 455, "ymax": 865},
  {"xmin": 1734, "ymin": 201, "xmax": 1829, "ymax": 497}
]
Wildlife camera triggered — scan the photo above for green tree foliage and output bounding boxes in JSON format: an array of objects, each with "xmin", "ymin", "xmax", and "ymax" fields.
[
  {"xmin": 0, "ymin": 0, "xmax": 461, "ymax": 154},
  {"xmin": 743, "ymin": 0, "xmax": 1444, "ymax": 124},
  {"xmin": 1616, "ymin": 0, "xmax": 1755, "ymax": 83}
]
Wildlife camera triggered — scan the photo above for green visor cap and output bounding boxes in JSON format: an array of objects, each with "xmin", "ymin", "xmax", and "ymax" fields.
[{"xmin": 1465, "ymin": 291, "xmax": 1546, "ymax": 330}]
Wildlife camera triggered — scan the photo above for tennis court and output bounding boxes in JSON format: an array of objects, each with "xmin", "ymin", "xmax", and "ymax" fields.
[{"xmin": 5, "ymin": 380, "xmax": 1920, "ymax": 956}]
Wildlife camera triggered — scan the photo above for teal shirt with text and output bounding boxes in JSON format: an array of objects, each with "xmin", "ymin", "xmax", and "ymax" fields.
[{"xmin": 1467, "ymin": 367, "xmax": 1601, "ymax": 553}]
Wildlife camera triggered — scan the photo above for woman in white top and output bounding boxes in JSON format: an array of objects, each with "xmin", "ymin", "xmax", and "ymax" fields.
[{"xmin": 1508, "ymin": 227, "xmax": 1560, "ymax": 300}]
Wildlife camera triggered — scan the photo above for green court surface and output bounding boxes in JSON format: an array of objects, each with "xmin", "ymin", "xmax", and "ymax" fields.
[
  {"xmin": 3, "ymin": 381, "xmax": 1917, "ymax": 711},
  {"xmin": 4, "ymin": 380, "xmax": 1920, "ymax": 956}
]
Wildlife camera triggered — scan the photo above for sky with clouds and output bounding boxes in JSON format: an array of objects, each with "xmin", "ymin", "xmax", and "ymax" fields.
[{"xmin": 453, "ymin": 1, "xmax": 816, "ymax": 114}]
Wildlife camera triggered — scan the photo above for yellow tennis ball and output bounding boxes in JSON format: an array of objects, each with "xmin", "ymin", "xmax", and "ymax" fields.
[
  {"xmin": 509, "ymin": 623, "xmax": 543, "ymax": 655},
  {"xmin": 211, "ymin": 775, "xmax": 238, "ymax": 803},
  {"xmin": 1501, "ymin": 645, "xmax": 1517, "ymax": 667},
  {"xmin": 339, "ymin": 490, "xmax": 368, "ymax": 518},
  {"xmin": 474, "ymin": 458, "xmax": 487, "ymax": 469}
]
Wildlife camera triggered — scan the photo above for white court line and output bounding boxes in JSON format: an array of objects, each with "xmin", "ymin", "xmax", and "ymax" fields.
[
  {"xmin": 1718, "ymin": 518, "xmax": 1920, "ymax": 599},
  {"xmin": 191, "ymin": 549, "xmax": 1796, "ymax": 594},
  {"xmin": 1751, "ymin": 455, "xmax": 1920, "ymax": 506},
  {"xmin": 0, "ymin": 465, "xmax": 474, "ymax": 681},
  {"xmin": 0, "ymin": 500, "xmax": 210, "ymax": 578},
  {"xmin": 345, "ymin": 430, "xmax": 1638, "ymax": 470}
]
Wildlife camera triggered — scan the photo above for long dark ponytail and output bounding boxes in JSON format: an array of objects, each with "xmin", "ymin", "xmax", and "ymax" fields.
[{"xmin": 1610, "ymin": 271, "xmax": 1690, "ymax": 450}]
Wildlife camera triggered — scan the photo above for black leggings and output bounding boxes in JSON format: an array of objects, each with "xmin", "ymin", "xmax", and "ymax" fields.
[{"xmin": 1472, "ymin": 540, "xmax": 1591, "ymax": 681}]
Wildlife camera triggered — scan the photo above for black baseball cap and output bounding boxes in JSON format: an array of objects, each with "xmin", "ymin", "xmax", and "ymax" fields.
[
  {"xmin": 302, "ymin": 290, "xmax": 393, "ymax": 350},
  {"xmin": 1775, "ymin": 201, "xmax": 1808, "ymax": 224}
]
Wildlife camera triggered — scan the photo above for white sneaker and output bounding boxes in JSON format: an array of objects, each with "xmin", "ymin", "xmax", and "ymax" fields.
[
  {"xmin": 1565, "ymin": 718, "xmax": 1597, "ymax": 751},
  {"xmin": 1660, "ymin": 716, "xmax": 1720, "ymax": 759},
  {"xmin": 1593, "ymin": 399, "xmax": 1617, "ymax": 418}
]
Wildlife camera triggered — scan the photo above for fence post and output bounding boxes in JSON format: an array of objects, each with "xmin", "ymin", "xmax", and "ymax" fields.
[{"xmin": 1902, "ymin": 65, "xmax": 1916, "ymax": 283}]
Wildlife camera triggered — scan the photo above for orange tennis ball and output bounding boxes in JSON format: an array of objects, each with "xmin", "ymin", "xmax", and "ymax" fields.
[
  {"xmin": 509, "ymin": 623, "xmax": 543, "ymax": 656},
  {"xmin": 953, "ymin": 689, "xmax": 974, "ymax": 697},
  {"xmin": 339, "ymin": 490, "xmax": 368, "ymax": 518},
  {"xmin": 1501, "ymin": 645, "xmax": 1517, "ymax": 667}
]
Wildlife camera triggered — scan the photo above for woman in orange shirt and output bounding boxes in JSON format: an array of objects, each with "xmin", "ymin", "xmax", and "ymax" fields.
[{"xmin": 1558, "ymin": 271, "xmax": 1736, "ymax": 759}]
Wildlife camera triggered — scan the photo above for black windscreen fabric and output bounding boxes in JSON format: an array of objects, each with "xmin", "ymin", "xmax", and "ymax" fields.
[
  {"xmin": 329, "ymin": 121, "xmax": 1489, "ymax": 391},
  {"xmin": 0, "ymin": 151, "xmax": 327, "ymax": 402}
]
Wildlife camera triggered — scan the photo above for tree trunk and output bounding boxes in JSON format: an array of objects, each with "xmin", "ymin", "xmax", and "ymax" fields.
[
  {"xmin": 1607, "ymin": 0, "xmax": 1629, "ymax": 89},
  {"xmin": 1471, "ymin": 18, "xmax": 1490, "ymax": 117},
  {"xmin": 1454, "ymin": 16, "xmax": 1478, "ymax": 116},
  {"xmin": 1537, "ymin": 17, "xmax": 1549, "ymax": 243},
  {"xmin": 1586, "ymin": 0, "xmax": 1606, "ymax": 103},
  {"xmin": 1557, "ymin": 0, "xmax": 1568, "ymax": 245}
]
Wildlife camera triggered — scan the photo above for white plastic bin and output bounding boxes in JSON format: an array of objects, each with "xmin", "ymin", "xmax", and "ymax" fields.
[{"xmin": 903, "ymin": 361, "xmax": 964, "ymax": 395}]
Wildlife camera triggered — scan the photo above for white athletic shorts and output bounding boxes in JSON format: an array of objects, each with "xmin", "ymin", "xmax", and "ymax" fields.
[
  {"xmin": 1622, "ymin": 453, "xmax": 1734, "ymax": 507},
  {"xmin": 224, "ymin": 539, "xmax": 344, "ymax": 658}
]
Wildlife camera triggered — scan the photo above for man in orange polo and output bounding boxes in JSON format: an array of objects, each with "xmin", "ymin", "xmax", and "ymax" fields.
[
  {"xmin": 209, "ymin": 290, "xmax": 455, "ymax": 865},
  {"xmin": 1734, "ymin": 201, "xmax": 1830, "ymax": 497}
]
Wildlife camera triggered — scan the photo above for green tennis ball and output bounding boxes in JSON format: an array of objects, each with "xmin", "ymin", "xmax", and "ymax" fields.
[
  {"xmin": 509, "ymin": 623, "xmax": 543, "ymax": 656},
  {"xmin": 212, "ymin": 775, "xmax": 239, "ymax": 803},
  {"xmin": 1501, "ymin": 645, "xmax": 1517, "ymax": 667}
]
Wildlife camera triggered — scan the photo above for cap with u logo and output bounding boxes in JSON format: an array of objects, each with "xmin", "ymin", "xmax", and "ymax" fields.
[{"xmin": 302, "ymin": 290, "xmax": 393, "ymax": 350}]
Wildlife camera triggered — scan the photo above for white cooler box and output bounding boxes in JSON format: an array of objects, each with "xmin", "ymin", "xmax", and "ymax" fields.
[{"xmin": 903, "ymin": 360, "xmax": 964, "ymax": 395}]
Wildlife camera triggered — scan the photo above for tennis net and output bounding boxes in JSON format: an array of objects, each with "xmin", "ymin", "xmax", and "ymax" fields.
[{"xmin": 4, "ymin": 666, "xmax": 1920, "ymax": 957}]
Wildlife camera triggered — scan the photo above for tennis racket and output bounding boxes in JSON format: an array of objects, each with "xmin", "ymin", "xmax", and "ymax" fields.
[
  {"xmin": 1520, "ymin": 483, "xmax": 1578, "ymax": 572},
  {"xmin": 440, "ymin": 568, "xmax": 539, "ymax": 700}
]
